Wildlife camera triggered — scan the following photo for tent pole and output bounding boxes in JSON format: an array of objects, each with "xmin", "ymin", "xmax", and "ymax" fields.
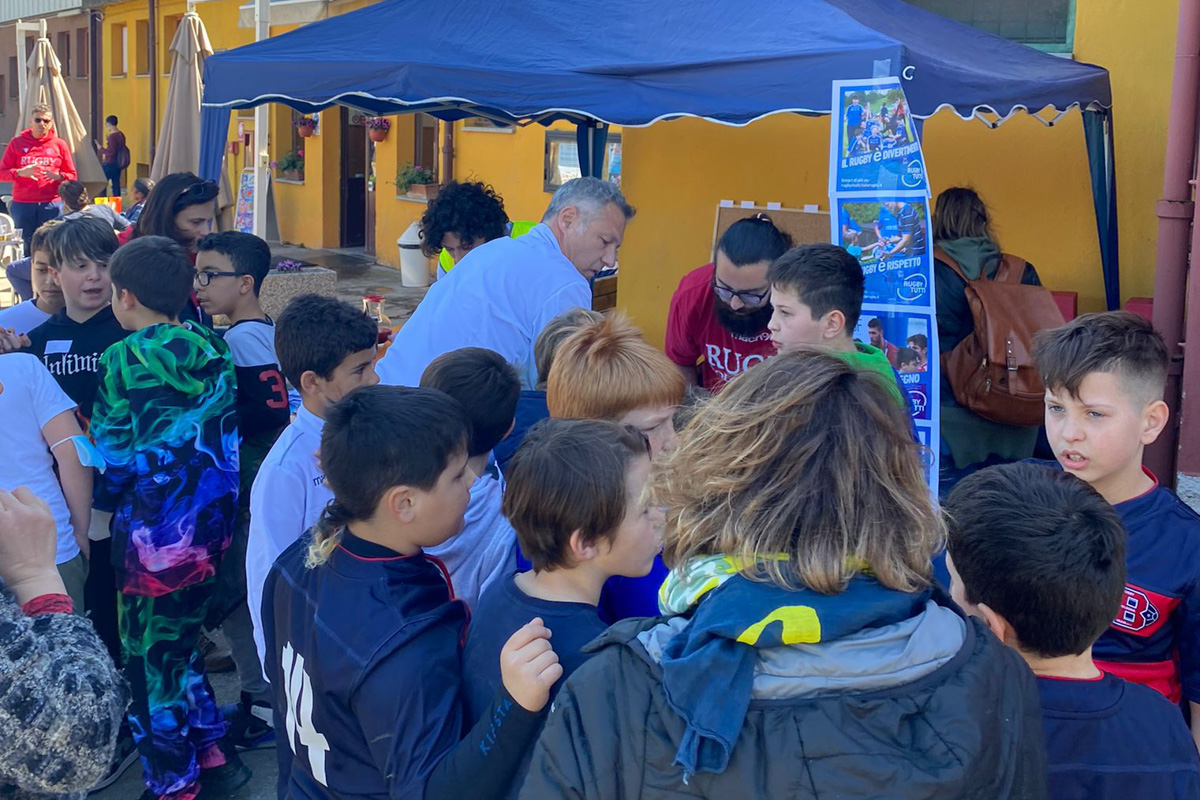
[
  {"xmin": 149, "ymin": 0, "xmax": 157, "ymax": 157},
  {"xmin": 252, "ymin": 0, "xmax": 270, "ymax": 239},
  {"xmin": 1149, "ymin": 0, "xmax": 1200, "ymax": 487}
]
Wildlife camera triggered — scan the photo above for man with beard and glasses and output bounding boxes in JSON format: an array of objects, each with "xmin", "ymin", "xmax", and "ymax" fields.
[{"xmin": 665, "ymin": 215, "xmax": 792, "ymax": 392}]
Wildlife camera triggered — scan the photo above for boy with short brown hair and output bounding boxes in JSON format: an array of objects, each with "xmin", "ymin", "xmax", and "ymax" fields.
[{"xmin": 1033, "ymin": 310, "xmax": 1200, "ymax": 750}]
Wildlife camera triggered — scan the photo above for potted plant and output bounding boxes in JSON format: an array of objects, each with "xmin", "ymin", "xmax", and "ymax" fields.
[
  {"xmin": 367, "ymin": 117, "xmax": 391, "ymax": 142},
  {"xmin": 274, "ymin": 150, "xmax": 304, "ymax": 182},
  {"xmin": 260, "ymin": 257, "xmax": 338, "ymax": 318},
  {"xmin": 397, "ymin": 163, "xmax": 438, "ymax": 199},
  {"xmin": 295, "ymin": 116, "xmax": 317, "ymax": 138}
]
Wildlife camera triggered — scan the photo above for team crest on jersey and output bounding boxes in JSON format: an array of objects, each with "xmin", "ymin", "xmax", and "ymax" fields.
[{"xmin": 1111, "ymin": 584, "xmax": 1176, "ymax": 635}]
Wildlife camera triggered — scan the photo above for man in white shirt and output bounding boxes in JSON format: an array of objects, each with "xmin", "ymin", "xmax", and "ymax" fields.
[{"xmin": 376, "ymin": 177, "xmax": 635, "ymax": 388}]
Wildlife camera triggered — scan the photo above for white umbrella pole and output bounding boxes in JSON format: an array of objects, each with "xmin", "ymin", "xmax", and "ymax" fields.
[
  {"xmin": 253, "ymin": 0, "xmax": 270, "ymax": 239},
  {"xmin": 13, "ymin": 19, "xmax": 44, "ymax": 122}
]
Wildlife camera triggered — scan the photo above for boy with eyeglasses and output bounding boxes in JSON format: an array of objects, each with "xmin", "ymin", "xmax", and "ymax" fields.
[
  {"xmin": 194, "ymin": 231, "xmax": 289, "ymax": 748},
  {"xmin": 665, "ymin": 215, "xmax": 793, "ymax": 392}
]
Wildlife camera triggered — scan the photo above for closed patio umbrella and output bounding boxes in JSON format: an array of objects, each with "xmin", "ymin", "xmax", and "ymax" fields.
[
  {"xmin": 152, "ymin": 11, "xmax": 233, "ymax": 211},
  {"xmin": 20, "ymin": 29, "xmax": 106, "ymax": 194}
]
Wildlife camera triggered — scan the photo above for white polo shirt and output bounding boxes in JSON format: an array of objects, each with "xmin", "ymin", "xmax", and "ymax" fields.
[
  {"xmin": 247, "ymin": 403, "xmax": 331, "ymax": 672},
  {"xmin": 375, "ymin": 224, "xmax": 592, "ymax": 389}
]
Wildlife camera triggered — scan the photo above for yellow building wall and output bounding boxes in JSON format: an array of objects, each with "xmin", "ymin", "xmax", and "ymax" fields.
[{"xmin": 617, "ymin": 0, "xmax": 1179, "ymax": 348}]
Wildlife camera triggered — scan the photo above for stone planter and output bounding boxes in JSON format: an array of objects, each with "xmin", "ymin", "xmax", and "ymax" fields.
[
  {"xmin": 260, "ymin": 265, "xmax": 337, "ymax": 318},
  {"xmin": 406, "ymin": 182, "xmax": 440, "ymax": 201}
]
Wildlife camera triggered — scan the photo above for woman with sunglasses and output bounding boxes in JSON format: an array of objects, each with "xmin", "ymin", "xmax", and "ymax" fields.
[
  {"xmin": 0, "ymin": 104, "xmax": 77, "ymax": 256},
  {"xmin": 664, "ymin": 214, "xmax": 792, "ymax": 393},
  {"xmin": 123, "ymin": 172, "xmax": 220, "ymax": 324}
]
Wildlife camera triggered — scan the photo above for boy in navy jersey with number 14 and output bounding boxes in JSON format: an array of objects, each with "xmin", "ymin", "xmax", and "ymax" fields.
[
  {"xmin": 1033, "ymin": 311, "xmax": 1200, "ymax": 750},
  {"xmin": 945, "ymin": 462, "xmax": 1200, "ymax": 798},
  {"xmin": 263, "ymin": 385, "xmax": 561, "ymax": 800}
]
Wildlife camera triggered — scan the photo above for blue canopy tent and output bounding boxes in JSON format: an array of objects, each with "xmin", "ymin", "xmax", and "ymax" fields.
[{"xmin": 200, "ymin": 0, "xmax": 1118, "ymax": 307}]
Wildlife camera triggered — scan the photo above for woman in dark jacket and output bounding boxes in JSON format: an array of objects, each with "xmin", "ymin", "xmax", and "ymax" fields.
[
  {"xmin": 521, "ymin": 351, "xmax": 1047, "ymax": 800},
  {"xmin": 933, "ymin": 187, "xmax": 1043, "ymax": 496}
]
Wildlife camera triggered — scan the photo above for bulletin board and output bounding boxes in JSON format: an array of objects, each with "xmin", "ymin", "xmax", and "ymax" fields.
[{"xmin": 712, "ymin": 204, "xmax": 829, "ymax": 250}]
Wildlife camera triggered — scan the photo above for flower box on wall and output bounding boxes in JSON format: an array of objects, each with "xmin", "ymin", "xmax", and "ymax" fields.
[
  {"xmin": 279, "ymin": 170, "xmax": 303, "ymax": 183},
  {"xmin": 407, "ymin": 183, "xmax": 440, "ymax": 201}
]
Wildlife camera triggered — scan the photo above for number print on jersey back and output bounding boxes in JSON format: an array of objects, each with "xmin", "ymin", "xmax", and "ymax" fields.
[{"xmin": 283, "ymin": 643, "xmax": 331, "ymax": 785}]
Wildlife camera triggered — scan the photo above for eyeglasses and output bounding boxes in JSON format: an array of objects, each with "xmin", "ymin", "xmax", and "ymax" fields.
[
  {"xmin": 195, "ymin": 270, "xmax": 248, "ymax": 287},
  {"xmin": 711, "ymin": 277, "xmax": 771, "ymax": 308},
  {"xmin": 32, "ymin": 117, "xmax": 51, "ymax": 124}
]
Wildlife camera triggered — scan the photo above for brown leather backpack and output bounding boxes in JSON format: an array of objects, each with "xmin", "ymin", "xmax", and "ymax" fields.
[{"xmin": 936, "ymin": 247, "xmax": 1064, "ymax": 427}]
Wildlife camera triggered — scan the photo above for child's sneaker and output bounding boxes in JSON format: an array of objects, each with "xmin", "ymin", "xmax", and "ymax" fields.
[{"xmin": 220, "ymin": 691, "xmax": 276, "ymax": 749}]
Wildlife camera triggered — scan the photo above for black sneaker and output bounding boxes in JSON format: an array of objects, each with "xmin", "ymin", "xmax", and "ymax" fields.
[
  {"xmin": 219, "ymin": 692, "xmax": 276, "ymax": 750},
  {"xmin": 199, "ymin": 744, "xmax": 251, "ymax": 798},
  {"xmin": 89, "ymin": 728, "xmax": 140, "ymax": 793}
]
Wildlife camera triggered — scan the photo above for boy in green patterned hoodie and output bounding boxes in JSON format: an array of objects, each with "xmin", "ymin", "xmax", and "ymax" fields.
[{"xmin": 91, "ymin": 235, "xmax": 247, "ymax": 800}]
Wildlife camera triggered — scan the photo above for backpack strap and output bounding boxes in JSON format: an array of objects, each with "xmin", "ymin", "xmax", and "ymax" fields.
[
  {"xmin": 933, "ymin": 246, "xmax": 970, "ymax": 283},
  {"xmin": 994, "ymin": 254, "xmax": 1028, "ymax": 284}
]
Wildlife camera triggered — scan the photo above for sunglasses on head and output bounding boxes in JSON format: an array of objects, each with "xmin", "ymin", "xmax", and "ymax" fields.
[{"xmin": 172, "ymin": 180, "xmax": 218, "ymax": 212}]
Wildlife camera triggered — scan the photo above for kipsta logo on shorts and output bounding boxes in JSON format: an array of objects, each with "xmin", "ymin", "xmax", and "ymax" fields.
[
  {"xmin": 898, "ymin": 273, "xmax": 928, "ymax": 303},
  {"xmin": 1114, "ymin": 586, "xmax": 1160, "ymax": 632}
]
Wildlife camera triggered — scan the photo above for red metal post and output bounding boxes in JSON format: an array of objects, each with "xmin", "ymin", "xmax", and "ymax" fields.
[{"xmin": 1148, "ymin": 0, "xmax": 1200, "ymax": 484}]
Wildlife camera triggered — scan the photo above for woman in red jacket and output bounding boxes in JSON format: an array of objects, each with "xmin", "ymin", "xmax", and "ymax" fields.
[{"xmin": 0, "ymin": 103, "xmax": 76, "ymax": 255}]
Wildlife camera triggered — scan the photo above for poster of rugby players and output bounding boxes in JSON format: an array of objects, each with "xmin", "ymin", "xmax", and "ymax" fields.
[{"xmin": 831, "ymin": 80, "xmax": 927, "ymax": 195}]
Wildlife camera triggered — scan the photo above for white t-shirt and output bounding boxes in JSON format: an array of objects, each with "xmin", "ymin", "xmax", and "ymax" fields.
[
  {"xmin": 375, "ymin": 224, "xmax": 592, "ymax": 389},
  {"xmin": 0, "ymin": 354, "xmax": 79, "ymax": 564},
  {"xmin": 247, "ymin": 404, "xmax": 331, "ymax": 673},
  {"xmin": 0, "ymin": 300, "xmax": 52, "ymax": 336}
]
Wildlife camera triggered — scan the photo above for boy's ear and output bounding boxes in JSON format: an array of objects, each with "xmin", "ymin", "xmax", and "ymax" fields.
[
  {"xmin": 975, "ymin": 602, "xmax": 1019, "ymax": 648},
  {"xmin": 568, "ymin": 529, "xmax": 599, "ymax": 564},
  {"xmin": 116, "ymin": 287, "xmax": 137, "ymax": 311},
  {"xmin": 239, "ymin": 274, "xmax": 255, "ymax": 296},
  {"xmin": 383, "ymin": 485, "xmax": 417, "ymax": 525},
  {"xmin": 298, "ymin": 369, "xmax": 322, "ymax": 396},
  {"xmin": 821, "ymin": 309, "xmax": 847, "ymax": 341},
  {"xmin": 1141, "ymin": 399, "xmax": 1170, "ymax": 446}
]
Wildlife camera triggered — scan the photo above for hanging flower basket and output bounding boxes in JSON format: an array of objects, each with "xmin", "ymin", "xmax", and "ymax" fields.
[
  {"xmin": 295, "ymin": 117, "xmax": 317, "ymax": 138},
  {"xmin": 367, "ymin": 117, "xmax": 391, "ymax": 142}
]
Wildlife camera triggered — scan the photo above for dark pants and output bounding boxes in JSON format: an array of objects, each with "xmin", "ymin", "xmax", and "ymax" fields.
[
  {"xmin": 121, "ymin": 576, "xmax": 228, "ymax": 797},
  {"xmin": 9, "ymin": 201, "xmax": 60, "ymax": 257},
  {"xmin": 85, "ymin": 537, "xmax": 123, "ymax": 663},
  {"xmin": 102, "ymin": 163, "xmax": 123, "ymax": 197}
]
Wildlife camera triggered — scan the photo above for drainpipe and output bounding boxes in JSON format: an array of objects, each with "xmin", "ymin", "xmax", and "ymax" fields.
[
  {"xmin": 90, "ymin": 10, "xmax": 102, "ymax": 139},
  {"xmin": 148, "ymin": 0, "xmax": 157, "ymax": 158},
  {"xmin": 1148, "ymin": 0, "xmax": 1200, "ymax": 486},
  {"xmin": 441, "ymin": 119, "xmax": 454, "ymax": 183}
]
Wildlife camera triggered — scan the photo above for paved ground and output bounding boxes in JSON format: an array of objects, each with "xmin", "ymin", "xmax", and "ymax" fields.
[
  {"xmin": 94, "ymin": 245, "xmax": 424, "ymax": 799},
  {"xmin": 270, "ymin": 244, "xmax": 429, "ymax": 327}
]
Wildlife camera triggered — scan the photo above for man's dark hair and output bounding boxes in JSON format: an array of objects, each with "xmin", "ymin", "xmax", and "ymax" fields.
[
  {"xmin": 420, "ymin": 347, "xmax": 521, "ymax": 457},
  {"xmin": 58, "ymin": 180, "xmax": 87, "ymax": 211},
  {"xmin": 768, "ymin": 244, "xmax": 865, "ymax": 330},
  {"xmin": 868, "ymin": 317, "xmax": 883, "ymax": 331},
  {"xmin": 105, "ymin": 115, "xmax": 118, "ymax": 126},
  {"xmin": 322, "ymin": 386, "xmax": 469, "ymax": 521},
  {"xmin": 109, "ymin": 236, "xmax": 193, "ymax": 318},
  {"xmin": 945, "ymin": 462, "xmax": 1127, "ymax": 658},
  {"xmin": 29, "ymin": 219, "xmax": 62, "ymax": 260},
  {"xmin": 1033, "ymin": 311, "xmax": 1169, "ymax": 408},
  {"xmin": 275, "ymin": 294, "xmax": 378, "ymax": 390},
  {"xmin": 48, "ymin": 215, "xmax": 118, "ymax": 271},
  {"xmin": 503, "ymin": 418, "xmax": 650, "ymax": 572},
  {"xmin": 897, "ymin": 347, "xmax": 919, "ymax": 367},
  {"xmin": 418, "ymin": 181, "xmax": 510, "ymax": 258},
  {"xmin": 196, "ymin": 231, "xmax": 272, "ymax": 293},
  {"xmin": 715, "ymin": 215, "xmax": 793, "ymax": 267},
  {"xmin": 907, "ymin": 333, "xmax": 928, "ymax": 350},
  {"xmin": 133, "ymin": 177, "xmax": 154, "ymax": 199}
]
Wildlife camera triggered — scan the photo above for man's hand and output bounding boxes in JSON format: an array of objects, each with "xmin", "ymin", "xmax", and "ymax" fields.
[
  {"xmin": 14, "ymin": 164, "xmax": 38, "ymax": 179},
  {"xmin": 43, "ymin": 171, "xmax": 62, "ymax": 182},
  {"xmin": 500, "ymin": 618, "xmax": 563, "ymax": 713},
  {"xmin": 0, "ymin": 487, "xmax": 66, "ymax": 605}
]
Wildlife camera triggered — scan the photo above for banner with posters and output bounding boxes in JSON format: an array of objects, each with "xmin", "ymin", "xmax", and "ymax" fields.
[{"xmin": 830, "ymin": 78, "xmax": 939, "ymax": 492}]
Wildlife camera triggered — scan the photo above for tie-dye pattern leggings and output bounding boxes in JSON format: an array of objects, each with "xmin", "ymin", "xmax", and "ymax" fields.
[{"xmin": 119, "ymin": 576, "xmax": 228, "ymax": 799}]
